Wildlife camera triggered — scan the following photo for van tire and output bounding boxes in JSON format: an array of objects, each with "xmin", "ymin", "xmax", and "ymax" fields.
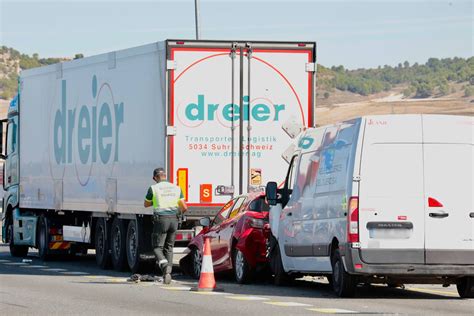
[
  {"xmin": 331, "ymin": 249, "xmax": 356, "ymax": 297},
  {"xmin": 269, "ymin": 236, "xmax": 292, "ymax": 286},
  {"xmin": 457, "ymin": 277, "xmax": 474, "ymax": 298},
  {"xmin": 7, "ymin": 218, "xmax": 29, "ymax": 257}
]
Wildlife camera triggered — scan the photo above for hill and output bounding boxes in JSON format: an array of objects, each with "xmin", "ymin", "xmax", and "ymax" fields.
[{"xmin": 0, "ymin": 46, "xmax": 472, "ymax": 123}]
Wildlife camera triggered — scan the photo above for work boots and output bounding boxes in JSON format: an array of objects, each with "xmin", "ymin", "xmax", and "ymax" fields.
[{"xmin": 159, "ymin": 261, "xmax": 172, "ymax": 285}]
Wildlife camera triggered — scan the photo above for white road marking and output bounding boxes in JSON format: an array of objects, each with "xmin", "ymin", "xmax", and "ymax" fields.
[
  {"xmin": 84, "ymin": 275, "xmax": 111, "ymax": 279},
  {"xmin": 226, "ymin": 296, "xmax": 269, "ymax": 301},
  {"xmin": 42, "ymin": 268, "xmax": 68, "ymax": 272},
  {"xmin": 161, "ymin": 286, "xmax": 192, "ymax": 291},
  {"xmin": 407, "ymin": 287, "xmax": 458, "ymax": 297},
  {"xmin": 191, "ymin": 291, "xmax": 228, "ymax": 295},
  {"xmin": 264, "ymin": 301, "xmax": 313, "ymax": 307},
  {"xmin": 4, "ymin": 262, "xmax": 27, "ymax": 265},
  {"xmin": 0, "ymin": 259, "xmax": 12, "ymax": 263},
  {"xmin": 307, "ymin": 308, "xmax": 359, "ymax": 314},
  {"xmin": 60, "ymin": 271, "xmax": 90, "ymax": 275},
  {"xmin": 20, "ymin": 265, "xmax": 48, "ymax": 268}
]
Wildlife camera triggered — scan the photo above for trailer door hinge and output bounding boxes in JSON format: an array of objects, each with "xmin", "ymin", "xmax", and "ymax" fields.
[
  {"xmin": 166, "ymin": 126, "xmax": 177, "ymax": 136},
  {"xmin": 167, "ymin": 60, "xmax": 176, "ymax": 70},
  {"xmin": 305, "ymin": 62, "xmax": 316, "ymax": 72},
  {"xmin": 353, "ymin": 175, "xmax": 361, "ymax": 182}
]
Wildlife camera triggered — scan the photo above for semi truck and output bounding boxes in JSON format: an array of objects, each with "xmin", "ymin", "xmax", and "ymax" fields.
[{"xmin": 0, "ymin": 40, "xmax": 316, "ymax": 272}]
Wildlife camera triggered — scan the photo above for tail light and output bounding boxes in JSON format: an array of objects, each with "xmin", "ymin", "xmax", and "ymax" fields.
[{"xmin": 347, "ymin": 197, "xmax": 359, "ymax": 243}]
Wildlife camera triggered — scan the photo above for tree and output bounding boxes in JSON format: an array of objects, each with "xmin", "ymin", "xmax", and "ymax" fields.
[
  {"xmin": 33, "ymin": 53, "xmax": 39, "ymax": 60},
  {"xmin": 403, "ymin": 61, "xmax": 409, "ymax": 68},
  {"xmin": 74, "ymin": 53, "xmax": 84, "ymax": 59},
  {"xmin": 324, "ymin": 92, "xmax": 330, "ymax": 99},
  {"xmin": 439, "ymin": 84, "xmax": 449, "ymax": 96},
  {"xmin": 464, "ymin": 86, "xmax": 474, "ymax": 97}
]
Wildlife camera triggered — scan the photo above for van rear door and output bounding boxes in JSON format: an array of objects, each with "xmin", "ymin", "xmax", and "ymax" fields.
[
  {"xmin": 358, "ymin": 115, "xmax": 425, "ymax": 264},
  {"xmin": 422, "ymin": 115, "xmax": 474, "ymax": 264}
]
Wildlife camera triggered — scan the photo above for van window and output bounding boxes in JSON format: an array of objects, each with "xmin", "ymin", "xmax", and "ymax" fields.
[
  {"xmin": 6, "ymin": 121, "xmax": 16, "ymax": 156},
  {"xmin": 287, "ymin": 155, "xmax": 299, "ymax": 190}
]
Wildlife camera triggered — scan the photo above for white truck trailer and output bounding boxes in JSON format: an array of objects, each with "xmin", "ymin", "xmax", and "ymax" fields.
[{"xmin": 0, "ymin": 40, "xmax": 316, "ymax": 272}]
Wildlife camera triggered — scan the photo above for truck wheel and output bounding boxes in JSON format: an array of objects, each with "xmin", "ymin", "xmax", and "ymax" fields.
[
  {"xmin": 269, "ymin": 236, "xmax": 292, "ymax": 286},
  {"xmin": 331, "ymin": 249, "xmax": 356, "ymax": 297},
  {"xmin": 37, "ymin": 215, "xmax": 51, "ymax": 261},
  {"xmin": 126, "ymin": 219, "xmax": 149, "ymax": 273},
  {"xmin": 457, "ymin": 277, "xmax": 474, "ymax": 298},
  {"xmin": 190, "ymin": 247, "xmax": 202, "ymax": 279},
  {"xmin": 95, "ymin": 218, "xmax": 111, "ymax": 269},
  {"xmin": 7, "ymin": 219, "xmax": 28, "ymax": 257},
  {"xmin": 233, "ymin": 248, "xmax": 253, "ymax": 284},
  {"xmin": 110, "ymin": 217, "xmax": 128, "ymax": 271}
]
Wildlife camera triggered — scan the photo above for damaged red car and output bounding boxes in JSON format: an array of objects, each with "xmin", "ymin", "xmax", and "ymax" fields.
[{"xmin": 179, "ymin": 192, "xmax": 270, "ymax": 284}]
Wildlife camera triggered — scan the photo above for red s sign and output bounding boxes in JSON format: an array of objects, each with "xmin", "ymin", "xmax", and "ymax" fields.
[{"xmin": 200, "ymin": 184, "xmax": 212, "ymax": 203}]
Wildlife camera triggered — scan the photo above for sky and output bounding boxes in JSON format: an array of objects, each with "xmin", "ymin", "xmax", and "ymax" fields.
[{"xmin": 0, "ymin": 0, "xmax": 472, "ymax": 69}]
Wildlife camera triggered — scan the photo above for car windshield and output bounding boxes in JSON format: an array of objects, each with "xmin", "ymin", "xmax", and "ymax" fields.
[{"xmin": 248, "ymin": 197, "xmax": 269, "ymax": 212}]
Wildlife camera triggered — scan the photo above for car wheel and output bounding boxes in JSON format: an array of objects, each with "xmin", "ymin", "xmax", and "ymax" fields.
[
  {"xmin": 331, "ymin": 249, "xmax": 356, "ymax": 297},
  {"xmin": 95, "ymin": 218, "xmax": 111, "ymax": 269},
  {"xmin": 7, "ymin": 218, "xmax": 28, "ymax": 257},
  {"xmin": 457, "ymin": 277, "xmax": 474, "ymax": 298},
  {"xmin": 269, "ymin": 236, "xmax": 292, "ymax": 286},
  {"xmin": 190, "ymin": 247, "xmax": 202, "ymax": 279},
  {"xmin": 233, "ymin": 248, "xmax": 253, "ymax": 284}
]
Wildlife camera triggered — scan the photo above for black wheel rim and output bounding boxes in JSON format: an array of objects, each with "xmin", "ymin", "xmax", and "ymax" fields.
[
  {"xmin": 128, "ymin": 225, "xmax": 137, "ymax": 265},
  {"xmin": 96, "ymin": 225, "xmax": 105, "ymax": 258},
  {"xmin": 113, "ymin": 226, "xmax": 121, "ymax": 260}
]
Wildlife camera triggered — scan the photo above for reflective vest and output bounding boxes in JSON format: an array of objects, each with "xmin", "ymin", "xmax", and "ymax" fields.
[{"xmin": 151, "ymin": 181, "xmax": 183, "ymax": 215}]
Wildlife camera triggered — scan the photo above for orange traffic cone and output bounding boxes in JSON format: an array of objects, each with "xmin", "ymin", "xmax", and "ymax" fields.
[{"xmin": 191, "ymin": 236, "xmax": 223, "ymax": 292}]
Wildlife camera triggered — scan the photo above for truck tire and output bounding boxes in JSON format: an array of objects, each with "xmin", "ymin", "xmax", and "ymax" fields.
[
  {"xmin": 110, "ymin": 217, "xmax": 128, "ymax": 271},
  {"xmin": 126, "ymin": 219, "xmax": 149, "ymax": 273},
  {"xmin": 233, "ymin": 248, "xmax": 253, "ymax": 284},
  {"xmin": 95, "ymin": 218, "xmax": 111, "ymax": 269},
  {"xmin": 457, "ymin": 277, "xmax": 474, "ymax": 298},
  {"xmin": 269, "ymin": 236, "xmax": 293, "ymax": 286},
  {"xmin": 331, "ymin": 249, "xmax": 356, "ymax": 297},
  {"xmin": 37, "ymin": 215, "xmax": 51, "ymax": 261},
  {"xmin": 7, "ymin": 218, "xmax": 29, "ymax": 257}
]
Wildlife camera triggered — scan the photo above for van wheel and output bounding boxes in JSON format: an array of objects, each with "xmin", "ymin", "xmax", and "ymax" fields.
[
  {"xmin": 111, "ymin": 217, "xmax": 128, "ymax": 271},
  {"xmin": 95, "ymin": 218, "xmax": 111, "ymax": 269},
  {"xmin": 331, "ymin": 249, "xmax": 356, "ymax": 297},
  {"xmin": 37, "ymin": 215, "xmax": 51, "ymax": 261},
  {"xmin": 269, "ymin": 236, "xmax": 292, "ymax": 286},
  {"xmin": 7, "ymin": 219, "xmax": 28, "ymax": 257},
  {"xmin": 233, "ymin": 248, "xmax": 253, "ymax": 284},
  {"xmin": 190, "ymin": 247, "xmax": 202, "ymax": 279},
  {"xmin": 457, "ymin": 277, "xmax": 474, "ymax": 298}
]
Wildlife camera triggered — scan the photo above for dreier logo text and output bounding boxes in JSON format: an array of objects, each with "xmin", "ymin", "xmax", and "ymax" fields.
[{"xmin": 54, "ymin": 75, "xmax": 124, "ymax": 165}]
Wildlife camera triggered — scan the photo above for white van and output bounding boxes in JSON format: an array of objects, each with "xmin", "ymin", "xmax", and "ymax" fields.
[{"xmin": 265, "ymin": 114, "xmax": 473, "ymax": 297}]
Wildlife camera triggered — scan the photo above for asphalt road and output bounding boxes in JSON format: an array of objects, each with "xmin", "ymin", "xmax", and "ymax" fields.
[{"xmin": 0, "ymin": 244, "xmax": 472, "ymax": 315}]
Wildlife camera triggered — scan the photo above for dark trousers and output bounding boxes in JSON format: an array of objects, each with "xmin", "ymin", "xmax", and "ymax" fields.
[{"xmin": 152, "ymin": 214, "xmax": 178, "ymax": 273}]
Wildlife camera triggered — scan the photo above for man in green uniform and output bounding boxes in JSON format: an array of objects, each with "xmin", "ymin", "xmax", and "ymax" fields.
[{"xmin": 144, "ymin": 167, "xmax": 187, "ymax": 284}]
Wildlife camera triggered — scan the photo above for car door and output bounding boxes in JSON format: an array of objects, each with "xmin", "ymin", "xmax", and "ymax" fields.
[
  {"xmin": 208, "ymin": 199, "xmax": 235, "ymax": 267},
  {"xmin": 215, "ymin": 196, "xmax": 247, "ymax": 270},
  {"xmin": 422, "ymin": 115, "xmax": 474, "ymax": 264}
]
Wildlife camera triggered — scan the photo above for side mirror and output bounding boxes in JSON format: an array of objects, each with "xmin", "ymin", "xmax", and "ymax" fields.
[
  {"xmin": 0, "ymin": 119, "xmax": 7, "ymax": 160},
  {"xmin": 199, "ymin": 217, "xmax": 211, "ymax": 227},
  {"xmin": 266, "ymin": 181, "xmax": 278, "ymax": 206}
]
